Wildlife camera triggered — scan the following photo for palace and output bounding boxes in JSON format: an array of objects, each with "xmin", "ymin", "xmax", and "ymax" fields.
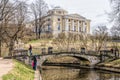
[{"xmin": 26, "ymin": 7, "xmax": 91, "ymax": 37}]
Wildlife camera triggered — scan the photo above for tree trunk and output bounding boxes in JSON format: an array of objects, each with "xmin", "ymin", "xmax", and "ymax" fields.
[
  {"xmin": 8, "ymin": 40, "xmax": 14, "ymax": 57},
  {"xmin": 0, "ymin": 27, "xmax": 2, "ymax": 57},
  {"xmin": 0, "ymin": 39, "xmax": 1, "ymax": 57},
  {"xmin": 35, "ymin": 19, "xmax": 38, "ymax": 39},
  {"xmin": 35, "ymin": 26, "xmax": 38, "ymax": 39},
  {"xmin": 38, "ymin": 27, "xmax": 41, "ymax": 39}
]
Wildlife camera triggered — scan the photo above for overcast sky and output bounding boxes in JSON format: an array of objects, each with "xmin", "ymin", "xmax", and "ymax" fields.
[{"xmin": 44, "ymin": 0, "xmax": 112, "ymax": 31}]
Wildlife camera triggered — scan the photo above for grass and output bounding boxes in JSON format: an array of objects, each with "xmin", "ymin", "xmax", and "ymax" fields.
[
  {"xmin": 28, "ymin": 39, "xmax": 42, "ymax": 43},
  {"xmin": 104, "ymin": 59, "xmax": 120, "ymax": 68},
  {"xmin": 2, "ymin": 60, "xmax": 34, "ymax": 80},
  {"xmin": 28, "ymin": 39, "xmax": 52, "ymax": 44},
  {"xmin": 98, "ymin": 59, "xmax": 120, "ymax": 68}
]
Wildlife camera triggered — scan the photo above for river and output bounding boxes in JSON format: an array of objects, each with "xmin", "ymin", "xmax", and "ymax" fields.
[{"xmin": 41, "ymin": 68, "xmax": 120, "ymax": 80}]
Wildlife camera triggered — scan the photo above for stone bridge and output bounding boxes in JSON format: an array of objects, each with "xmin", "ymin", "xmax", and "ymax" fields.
[
  {"xmin": 11, "ymin": 49, "xmax": 118, "ymax": 67},
  {"xmin": 36, "ymin": 52, "xmax": 100, "ymax": 66}
]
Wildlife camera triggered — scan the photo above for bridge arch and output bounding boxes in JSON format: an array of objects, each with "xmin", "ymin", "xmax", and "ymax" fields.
[
  {"xmin": 42, "ymin": 55, "xmax": 90, "ymax": 65},
  {"xmin": 38, "ymin": 53, "xmax": 100, "ymax": 66}
]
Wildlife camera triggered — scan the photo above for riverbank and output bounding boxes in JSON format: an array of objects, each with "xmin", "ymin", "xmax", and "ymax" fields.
[
  {"xmin": 94, "ymin": 66, "xmax": 120, "ymax": 73},
  {"xmin": 94, "ymin": 59, "xmax": 120, "ymax": 73},
  {"xmin": 0, "ymin": 59, "xmax": 13, "ymax": 80},
  {"xmin": 2, "ymin": 60, "xmax": 34, "ymax": 80}
]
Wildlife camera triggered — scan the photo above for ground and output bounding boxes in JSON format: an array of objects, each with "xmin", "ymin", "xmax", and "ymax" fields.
[{"xmin": 0, "ymin": 58, "xmax": 14, "ymax": 80}]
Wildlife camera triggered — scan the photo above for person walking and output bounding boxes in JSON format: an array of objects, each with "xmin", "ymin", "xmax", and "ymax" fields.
[
  {"xmin": 33, "ymin": 56, "xmax": 37, "ymax": 70},
  {"xmin": 29, "ymin": 44, "xmax": 32, "ymax": 56},
  {"xmin": 32, "ymin": 60, "xmax": 34, "ymax": 70}
]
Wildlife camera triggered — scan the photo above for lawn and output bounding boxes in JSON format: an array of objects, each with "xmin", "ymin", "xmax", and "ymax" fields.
[
  {"xmin": 2, "ymin": 60, "xmax": 34, "ymax": 80},
  {"xmin": 104, "ymin": 59, "xmax": 120, "ymax": 68},
  {"xmin": 98, "ymin": 59, "xmax": 120, "ymax": 68}
]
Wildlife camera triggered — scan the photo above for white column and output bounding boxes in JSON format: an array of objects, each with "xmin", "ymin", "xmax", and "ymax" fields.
[
  {"xmin": 72, "ymin": 20, "xmax": 74, "ymax": 31},
  {"xmin": 65, "ymin": 19, "xmax": 68, "ymax": 31},
  {"xmin": 78, "ymin": 21, "xmax": 79, "ymax": 32}
]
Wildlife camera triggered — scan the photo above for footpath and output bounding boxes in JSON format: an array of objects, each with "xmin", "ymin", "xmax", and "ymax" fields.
[
  {"xmin": 0, "ymin": 58, "xmax": 14, "ymax": 80},
  {"xmin": 34, "ymin": 69, "xmax": 42, "ymax": 80}
]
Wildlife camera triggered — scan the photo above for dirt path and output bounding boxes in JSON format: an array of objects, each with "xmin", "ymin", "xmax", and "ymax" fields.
[
  {"xmin": 34, "ymin": 69, "xmax": 42, "ymax": 80},
  {"xmin": 0, "ymin": 58, "xmax": 14, "ymax": 80}
]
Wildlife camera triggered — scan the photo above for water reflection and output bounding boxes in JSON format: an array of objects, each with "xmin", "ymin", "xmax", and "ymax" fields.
[{"xmin": 41, "ymin": 68, "xmax": 120, "ymax": 80}]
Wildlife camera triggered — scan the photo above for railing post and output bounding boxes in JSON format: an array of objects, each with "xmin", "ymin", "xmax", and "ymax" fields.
[
  {"xmin": 100, "ymin": 51, "xmax": 104, "ymax": 62},
  {"xmin": 81, "ymin": 47, "xmax": 85, "ymax": 54},
  {"xmin": 48, "ymin": 47, "xmax": 53, "ymax": 54},
  {"xmin": 71, "ymin": 48, "xmax": 75, "ymax": 53},
  {"xmin": 41, "ymin": 48, "xmax": 46, "ymax": 54}
]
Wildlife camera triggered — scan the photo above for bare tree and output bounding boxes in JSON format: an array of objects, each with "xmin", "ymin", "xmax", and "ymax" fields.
[
  {"xmin": 52, "ymin": 33, "xmax": 67, "ymax": 51},
  {"xmin": 30, "ymin": 0, "xmax": 48, "ymax": 39},
  {"xmin": 110, "ymin": 25, "xmax": 120, "ymax": 39},
  {"xmin": 109, "ymin": 0, "xmax": 120, "ymax": 39},
  {"xmin": 0, "ymin": 0, "xmax": 11, "ymax": 57},
  {"xmin": 79, "ymin": 33, "xmax": 90, "ymax": 52},
  {"xmin": 52, "ymin": 32, "xmax": 80, "ymax": 52},
  {"xmin": 3, "ymin": 1, "xmax": 28, "ymax": 56},
  {"xmin": 92, "ymin": 26, "xmax": 108, "ymax": 52}
]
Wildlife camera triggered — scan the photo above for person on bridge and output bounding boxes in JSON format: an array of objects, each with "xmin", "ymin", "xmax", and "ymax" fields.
[
  {"xmin": 111, "ymin": 48, "xmax": 113, "ymax": 54},
  {"xmin": 29, "ymin": 44, "xmax": 32, "ymax": 56}
]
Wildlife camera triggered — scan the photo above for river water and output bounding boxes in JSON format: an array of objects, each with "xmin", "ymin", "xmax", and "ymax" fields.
[{"xmin": 41, "ymin": 68, "xmax": 120, "ymax": 80}]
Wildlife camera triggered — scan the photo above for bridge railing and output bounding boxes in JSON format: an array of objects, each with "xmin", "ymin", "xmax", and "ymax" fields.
[
  {"xmin": 40, "ymin": 47, "xmax": 96, "ymax": 55},
  {"xmin": 13, "ymin": 49, "xmax": 28, "ymax": 56},
  {"xmin": 40, "ymin": 47, "xmax": 119, "ymax": 58}
]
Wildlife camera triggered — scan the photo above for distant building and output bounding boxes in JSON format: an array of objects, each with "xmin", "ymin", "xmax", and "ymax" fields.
[{"xmin": 26, "ymin": 7, "xmax": 91, "ymax": 37}]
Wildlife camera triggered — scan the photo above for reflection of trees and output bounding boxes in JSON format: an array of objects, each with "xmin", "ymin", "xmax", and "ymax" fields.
[
  {"xmin": 42, "ymin": 69, "xmax": 120, "ymax": 80},
  {"xmin": 98, "ymin": 71, "xmax": 120, "ymax": 80},
  {"xmin": 114, "ymin": 74, "xmax": 120, "ymax": 80},
  {"xmin": 41, "ymin": 69, "xmax": 81, "ymax": 80},
  {"xmin": 99, "ymin": 72, "xmax": 112, "ymax": 80},
  {"xmin": 77, "ymin": 69, "xmax": 90, "ymax": 79}
]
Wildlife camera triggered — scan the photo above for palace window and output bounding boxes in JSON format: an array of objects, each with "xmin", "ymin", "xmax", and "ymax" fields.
[
  {"xmin": 48, "ymin": 24, "xmax": 51, "ymax": 31},
  {"xmin": 84, "ymin": 27, "xmax": 86, "ymax": 32},
  {"xmin": 69, "ymin": 25, "xmax": 71, "ymax": 31},
  {"xmin": 58, "ymin": 11, "xmax": 61, "ymax": 14},
  {"xmin": 69, "ymin": 19, "xmax": 70, "ymax": 22},
  {"xmin": 58, "ymin": 24, "xmax": 60, "ymax": 30},
  {"xmin": 79, "ymin": 21, "xmax": 81, "ymax": 23},
  {"xmin": 79, "ymin": 27, "xmax": 81, "ymax": 32},
  {"xmin": 74, "ymin": 26, "xmax": 76, "ymax": 31},
  {"xmin": 58, "ymin": 18, "xmax": 60, "ymax": 21}
]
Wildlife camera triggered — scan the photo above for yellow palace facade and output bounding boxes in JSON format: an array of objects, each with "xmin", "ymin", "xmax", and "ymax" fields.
[{"xmin": 26, "ymin": 7, "xmax": 91, "ymax": 37}]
